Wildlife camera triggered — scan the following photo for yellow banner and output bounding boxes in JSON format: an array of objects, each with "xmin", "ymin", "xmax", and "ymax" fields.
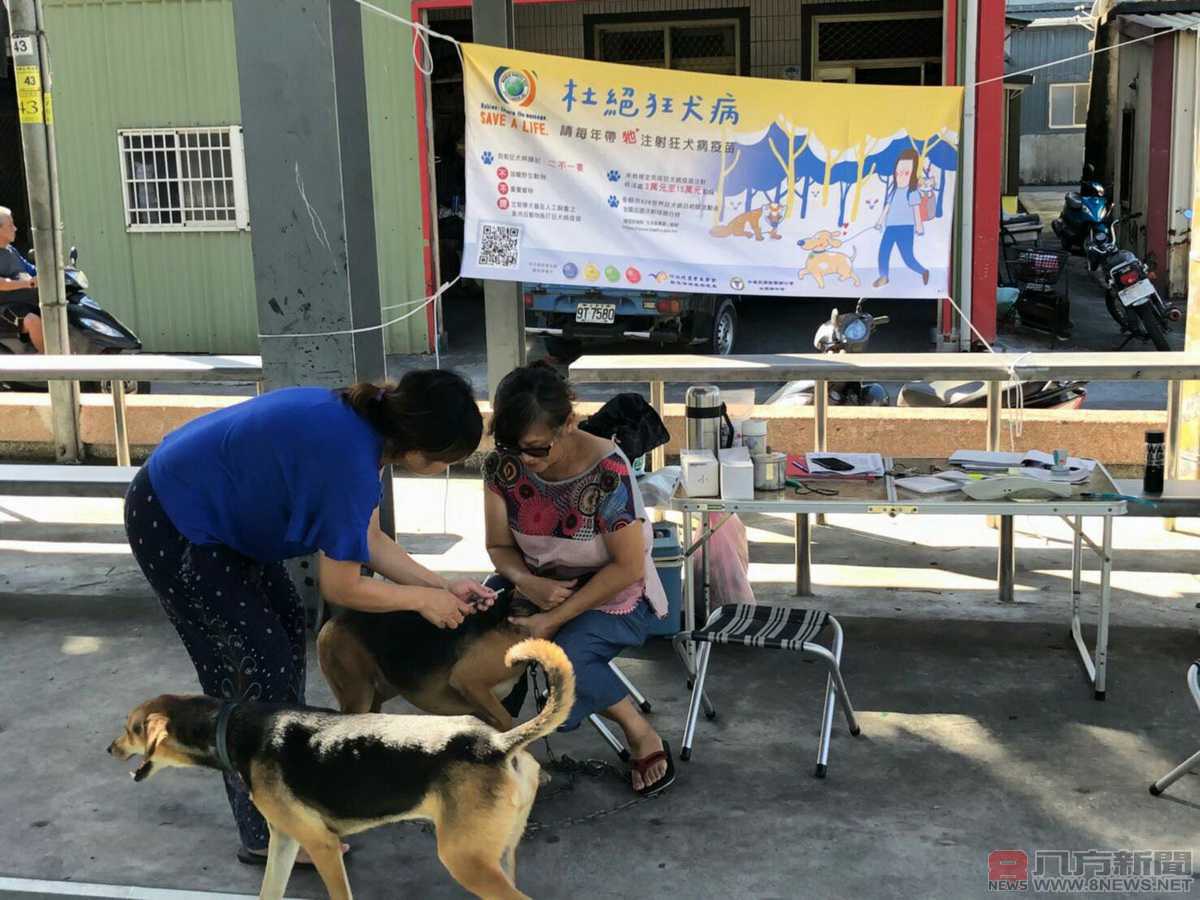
[{"xmin": 460, "ymin": 44, "xmax": 963, "ymax": 299}]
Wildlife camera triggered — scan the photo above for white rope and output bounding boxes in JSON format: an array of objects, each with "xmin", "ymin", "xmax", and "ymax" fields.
[
  {"xmin": 350, "ymin": 0, "xmax": 1192, "ymax": 91},
  {"xmin": 976, "ymin": 20, "xmax": 1195, "ymax": 87},
  {"xmin": 940, "ymin": 293, "xmax": 1034, "ymax": 451},
  {"xmin": 351, "ymin": 0, "xmax": 463, "ymax": 74},
  {"xmin": 258, "ymin": 277, "xmax": 458, "ymax": 339}
]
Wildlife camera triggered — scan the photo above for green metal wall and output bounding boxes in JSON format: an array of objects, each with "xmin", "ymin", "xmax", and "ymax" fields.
[
  {"xmin": 362, "ymin": 0, "xmax": 434, "ymax": 357},
  {"xmin": 41, "ymin": 0, "xmax": 430, "ymax": 356}
]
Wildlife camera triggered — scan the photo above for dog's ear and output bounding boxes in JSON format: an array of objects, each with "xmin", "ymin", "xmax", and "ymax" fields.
[{"xmin": 133, "ymin": 713, "xmax": 169, "ymax": 782}]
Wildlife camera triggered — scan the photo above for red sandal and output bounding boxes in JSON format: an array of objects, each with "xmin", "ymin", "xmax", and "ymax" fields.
[{"xmin": 629, "ymin": 739, "xmax": 676, "ymax": 797}]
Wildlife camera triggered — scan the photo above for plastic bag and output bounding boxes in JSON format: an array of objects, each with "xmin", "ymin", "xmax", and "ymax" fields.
[
  {"xmin": 691, "ymin": 512, "xmax": 754, "ymax": 618},
  {"xmin": 637, "ymin": 466, "xmax": 681, "ymax": 508}
]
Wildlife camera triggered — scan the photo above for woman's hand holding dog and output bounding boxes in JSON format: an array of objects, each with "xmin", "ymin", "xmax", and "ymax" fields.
[
  {"xmin": 508, "ymin": 609, "xmax": 562, "ymax": 640},
  {"xmin": 516, "ymin": 575, "xmax": 577, "ymax": 611}
]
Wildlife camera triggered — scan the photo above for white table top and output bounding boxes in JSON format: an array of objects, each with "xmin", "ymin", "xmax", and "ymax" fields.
[{"xmin": 669, "ymin": 458, "xmax": 1127, "ymax": 517}]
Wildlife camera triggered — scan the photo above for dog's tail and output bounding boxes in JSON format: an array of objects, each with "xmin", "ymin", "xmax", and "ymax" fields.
[
  {"xmin": 849, "ymin": 245, "xmax": 857, "ymax": 262},
  {"xmin": 494, "ymin": 639, "xmax": 576, "ymax": 756}
]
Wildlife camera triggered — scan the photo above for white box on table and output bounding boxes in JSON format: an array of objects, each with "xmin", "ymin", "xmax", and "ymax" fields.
[
  {"xmin": 680, "ymin": 449, "xmax": 720, "ymax": 498},
  {"xmin": 720, "ymin": 457, "xmax": 755, "ymax": 500}
]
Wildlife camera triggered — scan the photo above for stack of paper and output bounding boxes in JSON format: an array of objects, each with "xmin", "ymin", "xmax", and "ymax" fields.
[
  {"xmin": 949, "ymin": 450, "xmax": 1096, "ymax": 484},
  {"xmin": 894, "ymin": 475, "xmax": 964, "ymax": 495},
  {"xmin": 804, "ymin": 452, "xmax": 886, "ymax": 477}
]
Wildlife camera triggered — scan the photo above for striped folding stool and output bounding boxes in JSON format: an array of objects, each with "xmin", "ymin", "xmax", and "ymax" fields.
[
  {"xmin": 673, "ymin": 603, "xmax": 861, "ymax": 778},
  {"xmin": 1149, "ymin": 662, "xmax": 1200, "ymax": 797}
]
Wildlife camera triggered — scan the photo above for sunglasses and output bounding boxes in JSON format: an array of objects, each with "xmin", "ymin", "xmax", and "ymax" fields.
[
  {"xmin": 498, "ymin": 427, "xmax": 563, "ymax": 459},
  {"xmin": 499, "ymin": 440, "xmax": 555, "ymax": 459}
]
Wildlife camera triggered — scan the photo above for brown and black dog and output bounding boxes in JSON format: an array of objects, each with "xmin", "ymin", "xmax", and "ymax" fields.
[
  {"xmin": 108, "ymin": 638, "xmax": 574, "ymax": 900},
  {"xmin": 317, "ymin": 590, "xmax": 537, "ymax": 729}
]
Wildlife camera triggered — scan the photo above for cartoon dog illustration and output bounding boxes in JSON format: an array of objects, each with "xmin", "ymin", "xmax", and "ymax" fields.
[
  {"xmin": 710, "ymin": 202, "xmax": 785, "ymax": 241},
  {"xmin": 796, "ymin": 230, "xmax": 860, "ymax": 289}
]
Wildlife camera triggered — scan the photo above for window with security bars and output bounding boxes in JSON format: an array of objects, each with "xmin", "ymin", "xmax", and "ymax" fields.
[
  {"xmin": 594, "ymin": 20, "xmax": 740, "ymax": 75},
  {"xmin": 118, "ymin": 127, "xmax": 249, "ymax": 231},
  {"xmin": 815, "ymin": 15, "xmax": 942, "ymax": 63}
]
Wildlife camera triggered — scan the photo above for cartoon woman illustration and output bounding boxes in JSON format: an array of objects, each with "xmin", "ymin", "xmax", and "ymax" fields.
[{"xmin": 874, "ymin": 148, "xmax": 930, "ymax": 288}]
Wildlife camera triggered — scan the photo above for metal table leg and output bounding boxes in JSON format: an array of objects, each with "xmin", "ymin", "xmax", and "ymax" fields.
[
  {"xmin": 681, "ymin": 509, "xmax": 696, "ymax": 678},
  {"xmin": 1070, "ymin": 515, "xmax": 1083, "ymax": 619},
  {"xmin": 795, "ymin": 513, "xmax": 812, "ymax": 597},
  {"xmin": 997, "ymin": 515, "xmax": 1015, "ymax": 602},
  {"xmin": 1094, "ymin": 515, "xmax": 1114, "ymax": 700},
  {"xmin": 1068, "ymin": 515, "xmax": 1115, "ymax": 700}
]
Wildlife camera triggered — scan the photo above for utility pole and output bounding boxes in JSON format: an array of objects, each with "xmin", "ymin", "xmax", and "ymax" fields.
[
  {"xmin": 472, "ymin": 0, "xmax": 527, "ymax": 396},
  {"xmin": 232, "ymin": 0, "xmax": 392, "ymax": 621},
  {"xmin": 7, "ymin": 0, "xmax": 81, "ymax": 461}
]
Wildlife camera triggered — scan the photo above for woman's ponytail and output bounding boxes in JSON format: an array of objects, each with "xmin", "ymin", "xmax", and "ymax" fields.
[{"xmin": 341, "ymin": 369, "xmax": 482, "ymax": 462}]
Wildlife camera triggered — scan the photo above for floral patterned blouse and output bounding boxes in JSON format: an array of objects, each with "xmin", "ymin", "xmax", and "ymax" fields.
[{"xmin": 483, "ymin": 445, "xmax": 667, "ymax": 617}]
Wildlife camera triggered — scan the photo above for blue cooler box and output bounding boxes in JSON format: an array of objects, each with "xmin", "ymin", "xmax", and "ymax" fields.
[{"xmin": 646, "ymin": 521, "xmax": 683, "ymax": 637}]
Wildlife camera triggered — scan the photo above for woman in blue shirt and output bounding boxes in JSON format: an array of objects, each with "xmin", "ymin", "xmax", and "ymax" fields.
[
  {"xmin": 874, "ymin": 148, "xmax": 930, "ymax": 288},
  {"xmin": 123, "ymin": 368, "xmax": 493, "ymax": 865}
]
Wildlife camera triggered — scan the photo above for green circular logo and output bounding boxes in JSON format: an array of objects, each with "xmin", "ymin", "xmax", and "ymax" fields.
[
  {"xmin": 501, "ymin": 72, "xmax": 528, "ymax": 100},
  {"xmin": 604, "ymin": 265, "xmax": 621, "ymax": 283}
]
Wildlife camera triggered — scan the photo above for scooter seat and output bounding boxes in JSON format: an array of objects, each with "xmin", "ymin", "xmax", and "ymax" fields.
[
  {"xmin": 897, "ymin": 380, "xmax": 989, "ymax": 408},
  {"xmin": 1002, "ymin": 212, "xmax": 1041, "ymax": 228},
  {"xmin": 1064, "ymin": 192, "xmax": 1083, "ymax": 211}
]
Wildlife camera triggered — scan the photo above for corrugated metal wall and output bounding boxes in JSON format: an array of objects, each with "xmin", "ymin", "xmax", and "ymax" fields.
[
  {"xmin": 1008, "ymin": 24, "xmax": 1092, "ymax": 136},
  {"xmin": 41, "ymin": 0, "xmax": 430, "ymax": 355},
  {"xmin": 42, "ymin": 0, "xmax": 256, "ymax": 353},
  {"xmin": 362, "ymin": 0, "xmax": 432, "ymax": 357}
]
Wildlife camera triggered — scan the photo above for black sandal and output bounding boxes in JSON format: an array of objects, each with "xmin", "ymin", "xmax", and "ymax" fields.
[{"xmin": 630, "ymin": 739, "xmax": 676, "ymax": 797}]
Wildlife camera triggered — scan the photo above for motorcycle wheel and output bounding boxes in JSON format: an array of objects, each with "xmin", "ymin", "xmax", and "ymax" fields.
[
  {"xmin": 1103, "ymin": 291, "xmax": 1133, "ymax": 332},
  {"xmin": 1135, "ymin": 302, "xmax": 1170, "ymax": 351}
]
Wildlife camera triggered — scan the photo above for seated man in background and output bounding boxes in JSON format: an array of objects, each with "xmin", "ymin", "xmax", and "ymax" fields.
[{"xmin": 0, "ymin": 206, "xmax": 43, "ymax": 352}]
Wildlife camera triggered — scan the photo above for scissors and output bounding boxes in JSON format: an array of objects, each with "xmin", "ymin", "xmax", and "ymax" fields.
[{"xmin": 786, "ymin": 477, "xmax": 839, "ymax": 497}]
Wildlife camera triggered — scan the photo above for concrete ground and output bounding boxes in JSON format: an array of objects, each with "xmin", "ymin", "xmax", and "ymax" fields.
[{"xmin": 3, "ymin": 477, "xmax": 1200, "ymax": 898}]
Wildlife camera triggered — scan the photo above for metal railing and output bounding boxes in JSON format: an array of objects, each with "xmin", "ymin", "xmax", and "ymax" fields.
[
  {"xmin": 569, "ymin": 351, "xmax": 1200, "ymax": 483},
  {"xmin": 0, "ymin": 354, "xmax": 264, "ymax": 465}
]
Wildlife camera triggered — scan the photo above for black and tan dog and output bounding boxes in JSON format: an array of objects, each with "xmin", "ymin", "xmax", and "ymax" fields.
[
  {"xmin": 108, "ymin": 638, "xmax": 574, "ymax": 900},
  {"xmin": 317, "ymin": 590, "xmax": 537, "ymax": 728}
]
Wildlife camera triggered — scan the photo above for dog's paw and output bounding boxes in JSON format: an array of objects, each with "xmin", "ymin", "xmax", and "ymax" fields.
[
  {"xmin": 607, "ymin": 169, "xmax": 621, "ymax": 182},
  {"xmin": 607, "ymin": 195, "xmax": 619, "ymax": 209}
]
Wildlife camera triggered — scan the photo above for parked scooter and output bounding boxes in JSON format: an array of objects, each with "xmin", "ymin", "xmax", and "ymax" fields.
[
  {"xmin": 0, "ymin": 246, "xmax": 142, "ymax": 391},
  {"xmin": 763, "ymin": 300, "xmax": 889, "ymax": 407},
  {"xmin": 1051, "ymin": 167, "xmax": 1178, "ymax": 351},
  {"xmin": 897, "ymin": 378, "xmax": 1087, "ymax": 410}
]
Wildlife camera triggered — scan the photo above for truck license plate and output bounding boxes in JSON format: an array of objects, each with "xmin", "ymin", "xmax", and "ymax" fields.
[
  {"xmin": 575, "ymin": 303, "xmax": 616, "ymax": 324},
  {"xmin": 1118, "ymin": 279, "xmax": 1156, "ymax": 307}
]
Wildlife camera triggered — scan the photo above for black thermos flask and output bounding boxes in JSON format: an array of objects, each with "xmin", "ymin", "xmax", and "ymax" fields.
[{"xmin": 1143, "ymin": 430, "xmax": 1165, "ymax": 495}]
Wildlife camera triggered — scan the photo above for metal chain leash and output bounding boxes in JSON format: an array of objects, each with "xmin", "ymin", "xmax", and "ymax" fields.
[{"xmin": 521, "ymin": 667, "xmax": 658, "ymax": 836}]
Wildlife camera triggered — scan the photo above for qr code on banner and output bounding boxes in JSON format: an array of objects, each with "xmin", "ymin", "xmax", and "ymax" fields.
[{"xmin": 477, "ymin": 222, "xmax": 522, "ymax": 269}]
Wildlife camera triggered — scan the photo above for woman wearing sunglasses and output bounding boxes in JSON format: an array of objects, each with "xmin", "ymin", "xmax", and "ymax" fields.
[
  {"xmin": 124, "ymin": 368, "xmax": 494, "ymax": 865},
  {"xmin": 482, "ymin": 362, "xmax": 675, "ymax": 796}
]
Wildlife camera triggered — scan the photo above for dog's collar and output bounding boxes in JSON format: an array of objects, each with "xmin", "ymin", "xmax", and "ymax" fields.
[{"xmin": 214, "ymin": 701, "xmax": 241, "ymax": 774}]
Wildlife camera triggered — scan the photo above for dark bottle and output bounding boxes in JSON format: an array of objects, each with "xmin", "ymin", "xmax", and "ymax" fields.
[{"xmin": 1143, "ymin": 430, "xmax": 1165, "ymax": 495}]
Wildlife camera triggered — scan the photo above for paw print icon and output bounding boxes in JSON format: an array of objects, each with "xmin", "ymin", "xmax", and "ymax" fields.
[
  {"xmin": 607, "ymin": 195, "xmax": 620, "ymax": 209},
  {"xmin": 607, "ymin": 170, "xmax": 621, "ymax": 182},
  {"xmin": 481, "ymin": 151, "xmax": 494, "ymax": 165}
]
